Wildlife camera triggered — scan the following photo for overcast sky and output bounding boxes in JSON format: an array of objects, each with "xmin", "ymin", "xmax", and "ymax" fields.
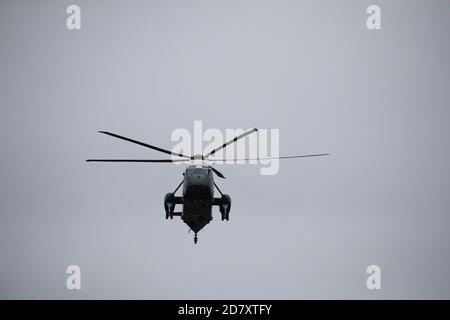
[{"xmin": 0, "ymin": 0, "xmax": 449, "ymax": 299}]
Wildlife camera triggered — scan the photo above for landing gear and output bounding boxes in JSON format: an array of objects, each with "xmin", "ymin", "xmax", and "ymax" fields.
[
  {"xmin": 219, "ymin": 194, "xmax": 231, "ymax": 221},
  {"xmin": 165, "ymin": 211, "xmax": 174, "ymax": 219},
  {"xmin": 164, "ymin": 193, "xmax": 175, "ymax": 219},
  {"xmin": 194, "ymin": 234, "xmax": 198, "ymax": 244},
  {"xmin": 221, "ymin": 211, "xmax": 229, "ymax": 221},
  {"xmin": 165, "ymin": 209, "xmax": 173, "ymax": 219},
  {"xmin": 164, "ymin": 179, "xmax": 184, "ymax": 220}
]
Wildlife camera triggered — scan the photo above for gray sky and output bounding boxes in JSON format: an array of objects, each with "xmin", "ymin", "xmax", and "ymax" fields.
[{"xmin": 1, "ymin": 0, "xmax": 449, "ymax": 299}]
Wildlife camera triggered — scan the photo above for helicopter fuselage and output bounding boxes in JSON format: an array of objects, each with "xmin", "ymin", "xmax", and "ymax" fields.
[
  {"xmin": 164, "ymin": 165, "xmax": 231, "ymax": 242},
  {"xmin": 182, "ymin": 166, "xmax": 215, "ymax": 233}
]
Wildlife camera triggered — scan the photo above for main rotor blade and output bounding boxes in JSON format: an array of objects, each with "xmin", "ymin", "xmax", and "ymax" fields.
[
  {"xmin": 98, "ymin": 131, "xmax": 192, "ymax": 159},
  {"xmin": 208, "ymin": 153, "xmax": 330, "ymax": 162},
  {"xmin": 204, "ymin": 128, "xmax": 258, "ymax": 158},
  {"xmin": 210, "ymin": 166, "xmax": 226, "ymax": 179},
  {"xmin": 86, "ymin": 159, "xmax": 190, "ymax": 163}
]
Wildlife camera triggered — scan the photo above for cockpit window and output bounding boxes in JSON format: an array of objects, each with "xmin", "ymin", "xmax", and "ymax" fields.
[
  {"xmin": 193, "ymin": 169, "xmax": 204, "ymax": 175},
  {"xmin": 188, "ymin": 168, "xmax": 209, "ymax": 175}
]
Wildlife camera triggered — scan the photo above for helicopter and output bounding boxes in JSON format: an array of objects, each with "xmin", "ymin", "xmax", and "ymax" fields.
[{"xmin": 86, "ymin": 129, "xmax": 329, "ymax": 244}]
